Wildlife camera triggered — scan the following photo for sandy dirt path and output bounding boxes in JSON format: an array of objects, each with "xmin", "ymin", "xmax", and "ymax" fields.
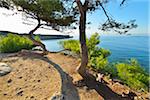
[{"xmin": 0, "ymin": 56, "xmax": 61, "ymax": 100}]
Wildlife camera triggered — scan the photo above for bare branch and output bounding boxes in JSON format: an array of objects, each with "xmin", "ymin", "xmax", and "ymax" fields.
[
  {"xmin": 99, "ymin": 2, "xmax": 111, "ymax": 23},
  {"xmin": 98, "ymin": 2, "xmax": 137, "ymax": 34},
  {"xmin": 120, "ymin": 0, "xmax": 126, "ymax": 6}
]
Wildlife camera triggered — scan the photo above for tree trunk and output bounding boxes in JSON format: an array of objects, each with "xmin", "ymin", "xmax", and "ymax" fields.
[
  {"xmin": 28, "ymin": 19, "xmax": 47, "ymax": 54},
  {"xmin": 76, "ymin": 11, "xmax": 88, "ymax": 78}
]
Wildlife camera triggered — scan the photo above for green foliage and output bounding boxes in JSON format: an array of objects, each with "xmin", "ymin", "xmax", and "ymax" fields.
[
  {"xmin": 87, "ymin": 33, "xmax": 111, "ymax": 70},
  {"xmin": 60, "ymin": 33, "xmax": 111, "ymax": 69},
  {"xmin": 11, "ymin": 0, "xmax": 74, "ymax": 26},
  {"xmin": 87, "ymin": 33, "xmax": 100, "ymax": 53},
  {"xmin": 34, "ymin": 35, "xmax": 41, "ymax": 42},
  {"xmin": 101, "ymin": 59, "xmax": 149, "ymax": 91},
  {"xmin": 115, "ymin": 59, "xmax": 149, "ymax": 91},
  {"xmin": 89, "ymin": 55, "xmax": 109, "ymax": 70},
  {"xmin": 0, "ymin": 33, "xmax": 34, "ymax": 53},
  {"xmin": 59, "ymin": 40, "xmax": 80, "ymax": 54},
  {"xmin": 103, "ymin": 63, "xmax": 118, "ymax": 77},
  {"xmin": 12, "ymin": 0, "xmax": 63, "ymax": 16}
]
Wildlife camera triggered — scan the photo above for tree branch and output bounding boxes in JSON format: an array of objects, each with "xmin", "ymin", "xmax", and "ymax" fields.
[
  {"xmin": 120, "ymin": 0, "xmax": 126, "ymax": 6},
  {"xmin": 83, "ymin": 0, "xmax": 89, "ymax": 11},
  {"xmin": 29, "ymin": 17, "xmax": 41, "ymax": 35},
  {"xmin": 99, "ymin": 2, "xmax": 137, "ymax": 34},
  {"xmin": 76, "ymin": 0, "xmax": 84, "ymax": 15},
  {"xmin": 99, "ymin": 2, "xmax": 111, "ymax": 23}
]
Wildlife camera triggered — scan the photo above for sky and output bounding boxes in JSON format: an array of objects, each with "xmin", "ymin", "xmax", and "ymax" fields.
[
  {"xmin": 85, "ymin": 0, "xmax": 149, "ymax": 36},
  {"xmin": 0, "ymin": 0, "xmax": 149, "ymax": 37}
]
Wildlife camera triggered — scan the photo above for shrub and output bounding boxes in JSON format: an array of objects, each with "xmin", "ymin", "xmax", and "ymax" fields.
[
  {"xmin": 115, "ymin": 59, "xmax": 150, "ymax": 91},
  {"xmin": 102, "ymin": 63, "xmax": 118, "ymax": 77},
  {"xmin": 59, "ymin": 40, "xmax": 80, "ymax": 54},
  {"xmin": 87, "ymin": 33, "xmax": 100, "ymax": 53},
  {"xmin": 0, "ymin": 33, "xmax": 39, "ymax": 53},
  {"xmin": 89, "ymin": 56, "xmax": 109, "ymax": 70},
  {"xmin": 34, "ymin": 35, "xmax": 41, "ymax": 42}
]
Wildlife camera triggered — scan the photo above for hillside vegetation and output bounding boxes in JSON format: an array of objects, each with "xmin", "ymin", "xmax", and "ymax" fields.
[{"xmin": 60, "ymin": 33, "xmax": 150, "ymax": 92}]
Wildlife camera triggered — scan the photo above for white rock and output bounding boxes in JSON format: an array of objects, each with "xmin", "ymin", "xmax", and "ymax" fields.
[
  {"xmin": 32, "ymin": 46, "xmax": 43, "ymax": 51},
  {"xmin": 0, "ymin": 63, "xmax": 12, "ymax": 76}
]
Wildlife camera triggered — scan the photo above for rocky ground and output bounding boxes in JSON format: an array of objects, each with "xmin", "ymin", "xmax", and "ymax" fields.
[{"xmin": 0, "ymin": 52, "xmax": 149, "ymax": 100}]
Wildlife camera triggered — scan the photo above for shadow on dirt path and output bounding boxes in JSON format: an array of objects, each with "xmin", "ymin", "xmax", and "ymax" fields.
[
  {"xmin": 76, "ymin": 73, "xmax": 134, "ymax": 100},
  {"xmin": 41, "ymin": 57, "xmax": 80, "ymax": 100},
  {"xmin": 41, "ymin": 56, "xmax": 133, "ymax": 100},
  {"xmin": 16, "ymin": 52, "xmax": 136, "ymax": 100}
]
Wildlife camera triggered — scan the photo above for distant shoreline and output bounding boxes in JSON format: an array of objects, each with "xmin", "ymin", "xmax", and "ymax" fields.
[{"xmin": 0, "ymin": 30, "xmax": 73, "ymax": 40}]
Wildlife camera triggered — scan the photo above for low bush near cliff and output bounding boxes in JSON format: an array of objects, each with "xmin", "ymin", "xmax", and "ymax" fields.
[
  {"xmin": 60, "ymin": 39, "xmax": 80, "ymax": 54},
  {"xmin": 115, "ymin": 59, "xmax": 149, "ymax": 91},
  {"xmin": 0, "ymin": 33, "xmax": 38, "ymax": 53}
]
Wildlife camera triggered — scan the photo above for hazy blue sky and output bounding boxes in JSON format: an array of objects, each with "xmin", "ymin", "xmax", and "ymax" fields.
[{"xmin": 85, "ymin": 0, "xmax": 149, "ymax": 36}]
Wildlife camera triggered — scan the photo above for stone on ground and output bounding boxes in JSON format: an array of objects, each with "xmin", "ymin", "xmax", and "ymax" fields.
[{"xmin": 0, "ymin": 63, "xmax": 12, "ymax": 76}]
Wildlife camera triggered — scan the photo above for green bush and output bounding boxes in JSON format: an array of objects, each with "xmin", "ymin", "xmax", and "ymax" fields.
[
  {"xmin": 115, "ymin": 59, "xmax": 149, "ymax": 91},
  {"xmin": 102, "ymin": 59, "xmax": 149, "ymax": 91},
  {"xmin": 60, "ymin": 33, "xmax": 111, "ymax": 69},
  {"xmin": 59, "ymin": 40, "xmax": 80, "ymax": 54},
  {"xmin": 0, "ymin": 33, "xmax": 36, "ymax": 53},
  {"xmin": 34, "ymin": 35, "xmax": 41, "ymax": 42},
  {"xmin": 89, "ymin": 56, "xmax": 109, "ymax": 70}
]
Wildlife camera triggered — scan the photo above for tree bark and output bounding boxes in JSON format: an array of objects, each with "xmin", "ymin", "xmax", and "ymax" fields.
[
  {"xmin": 76, "ymin": 0, "xmax": 88, "ymax": 78},
  {"xmin": 28, "ymin": 18, "xmax": 47, "ymax": 54}
]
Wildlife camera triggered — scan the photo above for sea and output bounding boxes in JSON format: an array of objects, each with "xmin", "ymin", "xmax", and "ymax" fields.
[{"xmin": 42, "ymin": 35, "xmax": 149, "ymax": 70}]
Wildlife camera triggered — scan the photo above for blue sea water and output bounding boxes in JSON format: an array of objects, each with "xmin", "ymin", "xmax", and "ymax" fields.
[{"xmin": 42, "ymin": 36, "xmax": 149, "ymax": 69}]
